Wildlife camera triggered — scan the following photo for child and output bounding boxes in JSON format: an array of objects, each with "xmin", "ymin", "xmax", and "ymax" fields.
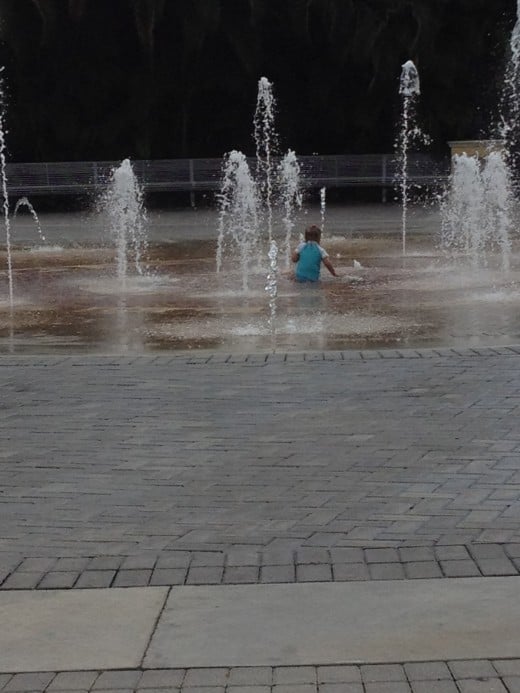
[{"xmin": 292, "ymin": 224, "xmax": 338, "ymax": 282}]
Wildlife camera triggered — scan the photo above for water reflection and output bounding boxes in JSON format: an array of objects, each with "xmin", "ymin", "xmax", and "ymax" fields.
[{"xmin": 1, "ymin": 236, "xmax": 520, "ymax": 353}]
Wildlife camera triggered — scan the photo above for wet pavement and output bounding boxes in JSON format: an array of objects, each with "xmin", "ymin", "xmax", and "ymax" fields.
[
  {"xmin": 2, "ymin": 204, "xmax": 520, "ymax": 354},
  {"xmin": 2, "ymin": 205, "xmax": 520, "ymax": 686}
]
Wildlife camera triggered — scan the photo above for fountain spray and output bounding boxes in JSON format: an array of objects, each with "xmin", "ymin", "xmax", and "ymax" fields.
[
  {"xmin": 265, "ymin": 240, "xmax": 278, "ymax": 352},
  {"xmin": 216, "ymin": 150, "xmax": 259, "ymax": 291},
  {"xmin": 279, "ymin": 150, "xmax": 302, "ymax": 267},
  {"xmin": 100, "ymin": 159, "xmax": 147, "ymax": 290},
  {"xmin": 0, "ymin": 67, "xmax": 13, "ymax": 310},
  {"xmin": 254, "ymin": 77, "xmax": 278, "ymax": 244}
]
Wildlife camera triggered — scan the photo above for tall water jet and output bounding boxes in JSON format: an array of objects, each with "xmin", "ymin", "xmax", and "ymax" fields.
[
  {"xmin": 254, "ymin": 77, "xmax": 278, "ymax": 243},
  {"xmin": 320, "ymin": 187, "xmax": 327, "ymax": 236},
  {"xmin": 481, "ymin": 150, "xmax": 513, "ymax": 270},
  {"xmin": 265, "ymin": 240, "xmax": 278, "ymax": 351},
  {"xmin": 13, "ymin": 197, "xmax": 46, "ymax": 244},
  {"xmin": 99, "ymin": 158, "xmax": 147, "ymax": 289},
  {"xmin": 0, "ymin": 68, "xmax": 13, "ymax": 310},
  {"xmin": 499, "ymin": 0, "xmax": 520, "ymax": 172},
  {"xmin": 216, "ymin": 150, "xmax": 259, "ymax": 292},
  {"xmin": 440, "ymin": 154, "xmax": 486, "ymax": 265},
  {"xmin": 396, "ymin": 60, "xmax": 421, "ymax": 256},
  {"xmin": 440, "ymin": 151, "xmax": 512, "ymax": 270},
  {"xmin": 278, "ymin": 150, "xmax": 302, "ymax": 267}
]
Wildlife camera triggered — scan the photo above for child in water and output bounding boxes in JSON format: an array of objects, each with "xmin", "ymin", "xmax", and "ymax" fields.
[{"xmin": 292, "ymin": 224, "xmax": 338, "ymax": 282}]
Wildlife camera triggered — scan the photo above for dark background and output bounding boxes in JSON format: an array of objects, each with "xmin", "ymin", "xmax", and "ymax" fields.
[{"xmin": 0, "ymin": 0, "xmax": 515, "ymax": 163}]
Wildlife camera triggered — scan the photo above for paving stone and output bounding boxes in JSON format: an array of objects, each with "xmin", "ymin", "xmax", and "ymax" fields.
[
  {"xmin": 411, "ymin": 682, "xmax": 459, "ymax": 693},
  {"xmin": 329, "ymin": 548, "xmax": 364, "ymax": 563},
  {"xmin": 404, "ymin": 662, "xmax": 452, "ymax": 680},
  {"xmin": 1, "ymin": 572, "xmax": 44, "ymax": 589},
  {"xmin": 473, "ymin": 558, "xmax": 517, "ymax": 576},
  {"xmin": 75, "ymin": 570, "xmax": 116, "ymax": 588},
  {"xmin": 53, "ymin": 558, "xmax": 90, "ymax": 572},
  {"xmin": 360, "ymin": 665, "xmax": 406, "ymax": 682},
  {"xmin": 155, "ymin": 552, "xmax": 191, "ymax": 569},
  {"xmin": 271, "ymin": 686, "xmax": 317, "ymax": 693},
  {"xmin": 332, "ymin": 562, "xmax": 370, "ymax": 581},
  {"xmin": 364, "ymin": 548, "xmax": 400, "ymax": 563},
  {"xmin": 137, "ymin": 669, "xmax": 186, "ymax": 688},
  {"xmin": 38, "ymin": 571, "xmax": 79, "ymax": 589},
  {"xmin": 120, "ymin": 555, "xmax": 157, "ymax": 570},
  {"xmin": 0, "ymin": 675, "xmax": 12, "ymax": 689},
  {"xmin": 223, "ymin": 566, "xmax": 259, "ymax": 583},
  {"xmin": 273, "ymin": 666, "xmax": 317, "ymax": 684},
  {"xmin": 440, "ymin": 560, "xmax": 481, "ymax": 577},
  {"xmin": 225, "ymin": 549, "xmax": 261, "ymax": 566},
  {"xmin": 368, "ymin": 562, "xmax": 405, "ymax": 580},
  {"xmin": 492, "ymin": 660, "xmax": 520, "ymax": 676},
  {"xmin": 182, "ymin": 668, "xmax": 229, "ymax": 686},
  {"xmin": 456, "ymin": 679, "xmax": 507, "ymax": 692},
  {"xmin": 185, "ymin": 566, "xmax": 224, "ymax": 584},
  {"xmin": 87, "ymin": 557, "xmax": 123, "ymax": 570},
  {"xmin": 364, "ymin": 684, "xmax": 411, "ymax": 693},
  {"xmin": 502, "ymin": 677, "xmax": 520, "ymax": 692},
  {"xmin": 448, "ymin": 660, "xmax": 498, "ymax": 679},
  {"xmin": 317, "ymin": 666, "xmax": 362, "ymax": 683},
  {"xmin": 260, "ymin": 565, "xmax": 295, "ymax": 583},
  {"xmin": 296, "ymin": 563, "xmax": 332, "ymax": 581},
  {"xmin": 3, "ymin": 672, "xmax": 56, "ymax": 691},
  {"xmin": 47, "ymin": 671, "xmax": 99, "ymax": 690},
  {"xmin": 190, "ymin": 553, "xmax": 225, "ymax": 567},
  {"xmin": 179, "ymin": 687, "xmax": 225, "ymax": 693},
  {"xmin": 296, "ymin": 548, "xmax": 330, "ymax": 564},
  {"xmin": 112, "ymin": 569, "xmax": 152, "ymax": 587},
  {"xmin": 398, "ymin": 547, "xmax": 435, "ymax": 562},
  {"xmin": 92, "ymin": 670, "xmax": 142, "ymax": 689},
  {"xmin": 149, "ymin": 568, "xmax": 187, "ymax": 586},
  {"xmin": 404, "ymin": 561, "xmax": 443, "ymax": 578},
  {"xmin": 226, "ymin": 667, "xmax": 272, "ymax": 685},
  {"xmin": 468, "ymin": 544, "xmax": 509, "ymax": 560},
  {"xmin": 504, "ymin": 544, "xmax": 520, "ymax": 558},
  {"xmin": 226, "ymin": 687, "xmax": 270, "ymax": 693},
  {"xmin": 318, "ymin": 685, "xmax": 363, "ymax": 693},
  {"xmin": 17, "ymin": 558, "xmax": 56, "ymax": 572},
  {"xmin": 260, "ymin": 549, "xmax": 295, "ymax": 566},
  {"xmin": 435, "ymin": 546, "xmax": 471, "ymax": 560}
]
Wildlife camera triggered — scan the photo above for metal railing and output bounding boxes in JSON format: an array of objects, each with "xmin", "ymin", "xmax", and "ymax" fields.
[{"xmin": 4, "ymin": 154, "xmax": 450, "ymax": 196}]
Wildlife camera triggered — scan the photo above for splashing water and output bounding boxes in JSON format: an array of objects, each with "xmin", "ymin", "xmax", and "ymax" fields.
[
  {"xmin": 320, "ymin": 187, "xmax": 326, "ymax": 236},
  {"xmin": 395, "ymin": 60, "xmax": 424, "ymax": 256},
  {"xmin": 216, "ymin": 150, "xmax": 259, "ymax": 291},
  {"xmin": 0, "ymin": 68, "xmax": 13, "ymax": 310},
  {"xmin": 254, "ymin": 77, "xmax": 278, "ymax": 243},
  {"xmin": 265, "ymin": 240, "xmax": 278, "ymax": 351},
  {"xmin": 440, "ymin": 152, "xmax": 512, "ymax": 271},
  {"xmin": 99, "ymin": 159, "xmax": 147, "ymax": 289},
  {"xmin": 13, "ymin": 197, "xmax": 46, "ymax": 244},
  {"xmin": 499, "ymin": 0, "xmax": 520, "ymax": 162},
  {"xmin": 279, "ymin": 150, "xmax": 302, "ymax": 267}
]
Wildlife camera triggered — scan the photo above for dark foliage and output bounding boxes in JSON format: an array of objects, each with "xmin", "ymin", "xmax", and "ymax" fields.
[{"xmin": 0, "ymin": 0, "xmax": 515, "ymax": 162}]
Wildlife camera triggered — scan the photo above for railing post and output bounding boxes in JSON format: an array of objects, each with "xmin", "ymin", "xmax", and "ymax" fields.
[{"xmin": 189, "ymin": 159, "xmax": 195, "ymax": 208}]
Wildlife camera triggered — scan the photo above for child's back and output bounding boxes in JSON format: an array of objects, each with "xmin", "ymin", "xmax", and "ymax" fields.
[{"xmin": 295, "ymin": 241, "xmax": 326, "ymax": 282}]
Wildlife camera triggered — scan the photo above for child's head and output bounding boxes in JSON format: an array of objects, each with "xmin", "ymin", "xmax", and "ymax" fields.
[{"xmin": 305, "ymin": 225, "xmax": 322, "ymax": 243}]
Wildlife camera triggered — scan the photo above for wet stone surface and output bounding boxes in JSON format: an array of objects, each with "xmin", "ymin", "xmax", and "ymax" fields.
[{"xmin": 2, "ymin": 232, "xmax": 520, "ymax": 353}]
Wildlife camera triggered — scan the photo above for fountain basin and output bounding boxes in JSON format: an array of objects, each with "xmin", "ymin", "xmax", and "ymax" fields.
[{"xmin": 2, "ymin": 206, "xmax": 520, "ymax": 354}]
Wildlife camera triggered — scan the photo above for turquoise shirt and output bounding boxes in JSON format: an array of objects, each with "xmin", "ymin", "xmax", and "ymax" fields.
[{"xmin": 295, "ymin": 241, "xmax": 328, "ymax": 282}]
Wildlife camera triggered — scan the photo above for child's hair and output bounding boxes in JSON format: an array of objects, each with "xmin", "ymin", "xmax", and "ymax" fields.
[{"xmin": 305, "ymin": 225, "xmax": 322, "ymax": 243}]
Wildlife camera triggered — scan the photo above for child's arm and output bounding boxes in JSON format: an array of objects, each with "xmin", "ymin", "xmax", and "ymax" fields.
[
  {"xmin": 323, "ymin": 257, "xmax": 338, "ymax": 277},
  {"xmin": 291, "ymin": 249, "xmax": 300, "ymax": 263}
]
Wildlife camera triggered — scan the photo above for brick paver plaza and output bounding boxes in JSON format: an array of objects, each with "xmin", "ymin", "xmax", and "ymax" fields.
[
  {"xmin": 2, "ymin": 346, "xmax": 520, "ymax": 690},
  {"xmin": 0, "ymin": 203, "xmax": 519, "ymax": 690}
]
